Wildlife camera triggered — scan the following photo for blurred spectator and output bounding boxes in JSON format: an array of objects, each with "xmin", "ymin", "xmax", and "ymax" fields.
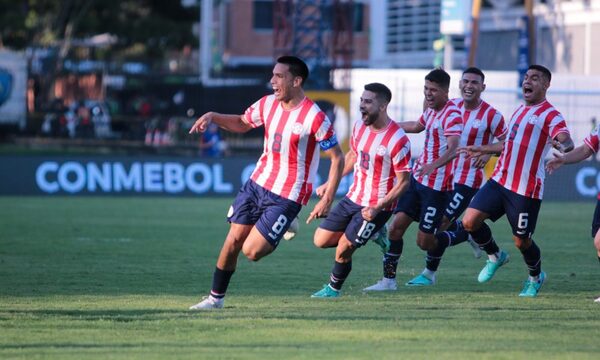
[
  {"xmin": 75, "ymin": 104, "xmax": 94, "ymax": 138},
  {"xmin": 199, "ymin": 123, "xmax": 226, "ymax": 157},
  {"xmin": 41, "ymin": 98, "xmax": 67, "ymax": 137}
]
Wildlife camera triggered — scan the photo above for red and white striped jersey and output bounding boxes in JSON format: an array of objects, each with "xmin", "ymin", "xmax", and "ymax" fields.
[
  {"xmin": 413, "ymin": 100, "xmax": 463, "ymax": 191},
  {"xmin": 243, "ymin": 95, "xmax": 336, "ymax": 205},
  {"xmin": 582, "ymin": 126, "xmax": 600, "ymax": 200},
  {"xmin": 491, "ymin": 100, "xmax": 570, "ymax": 199},
  {"xmin": 346, "ymin": 119, "xmax": 412, "ymax": 210},
  {"xmin": 451, "ymin": 98, "xmax": 506, "ymax": 189}
]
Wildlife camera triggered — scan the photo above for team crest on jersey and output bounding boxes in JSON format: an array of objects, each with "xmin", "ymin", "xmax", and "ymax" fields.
[
  {"xmin": 293, "ymin": 122, "xmax": 304, "ymax": 135},
  {"xmin": 528, "ymin": 115, "xmax": 538, "ymax": 125},
  {"xmin": 376, "ymin": 145, "xmax": 387, "ymax": 156},
  {"xmin": 471, "ymin": 120, "xmax": 481, "ymax": 129}
]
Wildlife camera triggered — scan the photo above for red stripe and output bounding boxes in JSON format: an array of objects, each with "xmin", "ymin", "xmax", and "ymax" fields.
[
  {"xmin": 279, "ymin": 101, "xmax": 313, "ymax": 199},
  {"xmin": 262, "ymin": 110, "xmax": 290, "ymax": 189},
  {"xmin": 355, "ymin": 129, "xmax": 378, "ymax": 205},
  {"xmin": 297, "ymin": 109, "xmax": 323, "ymax": 202},
  {"xmin": 525, "ymin": 106, "xmax": 557, "ymax": 197},
  {"xmin": 251, "ymin": 99, "xmax": 279, "ymax": 182},
  {"xmin": 348, "ymin": 123, "xmax": 368, "ymax": 197},
  {"xmin": 496, "ymin": 106, "xmax": 528, "ymax": 185},
  {"xmin": 371, "ymin": 125, "xmax": 397, "ymax": 207},
  {"xmin": 512, "ymin": 102, "xmax": 551, "ymax": 194}
]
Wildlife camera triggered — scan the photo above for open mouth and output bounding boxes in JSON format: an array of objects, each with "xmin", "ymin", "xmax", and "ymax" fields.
[
  {"xmin": 523, "ymin": 86, "xmax": 533, "ymax": 96},
  {"xmin": 463, "ymin": 89, "xmax": 474, "ymax": 96}
]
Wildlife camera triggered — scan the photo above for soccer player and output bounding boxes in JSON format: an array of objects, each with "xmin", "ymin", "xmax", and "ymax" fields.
[
  {"xmin": 188, "ymin": 56, "xmax": 344, "ymax": 310},
  {"xmin": 309, "ymin": 83, "xmax": 412, "ymax": 298},
  {"xmin": 460, "ymin": 64, "xmax": 574, "ymax": 297},
  {"xmin": 546, "ymin": 126, "xmax": 600, "ymax": 303},
  {"xmin": 404, "ymin": 67, "xmax": 507, "ymax": 286},
  {"xmin": 364, "ymin": 69, "xmax": 463, "ymax": 291}
]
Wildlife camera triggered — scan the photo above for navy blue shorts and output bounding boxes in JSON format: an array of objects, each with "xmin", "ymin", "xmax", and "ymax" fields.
[
  {"xmin": 444, "ymin": 183, "xmax": 479, "ymax": 222},
  {"xmin": 394, "ymin": 177, "xmax": 449, "ymax": 234},
  {"xmin": 228, "ymin": 180, "xmax": 302, "ymax": 247},
  {"xmin": 319, "ymin": 197, "xmax": 392, "ymax": 248},
  {"xmin": 591, "ymin": 199, "xmax": 600, "ymax": 238},
  {"xmin": 469, "ymin": 179, "xmax": 541, "ymax": 238}
]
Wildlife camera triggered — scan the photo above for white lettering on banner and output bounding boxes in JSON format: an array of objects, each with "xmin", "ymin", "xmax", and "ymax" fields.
[
  {"xmin": 114, "ymin": 163, "xmax": 142, "ymax": 191},
  {"xmin": 88, "ymin": 163, "xmax": 111, "ymax": 192},
  {"xmin": 35, "ymin": 161, "xmax": 234, "ymax": 194},
  {"xmin": 58, "ymin": 162, "xmax": 86, "ymax": 193},
  {"xmin": 143, "ymin": 162, "xmax": 163, "ymax": 192},
  {"xmin": 36, "ymin": 162, "xmax": 59, "ymax": 193},
  {"xmin": 575, "ymin": 167, "xmax": 598, "ymax": 197},
  {"xmin": 164, "ymin": 162, "xmax": 185, "ymax": 193}
]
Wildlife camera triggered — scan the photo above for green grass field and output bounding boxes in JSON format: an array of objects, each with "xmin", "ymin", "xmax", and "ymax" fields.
[{"xmin": 1, "ymin": 197, "xmax": 599, "ymax": 359}]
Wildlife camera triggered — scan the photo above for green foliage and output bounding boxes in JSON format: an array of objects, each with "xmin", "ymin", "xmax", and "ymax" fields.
[
  {"xmin": 1, "ymin": 197, "xmax": 599, "ymax": 359},
  {"xmin": 0, "ymin": 0, "xmax": 198, "ymax": 59}
]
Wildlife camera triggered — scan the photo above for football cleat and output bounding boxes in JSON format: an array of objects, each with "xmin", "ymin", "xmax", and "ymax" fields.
[
  {"xmin": 405, "ymin": 273, "xmax": 436, "ymax": 286},
  {"xmin": 189, "ymin": 296, "xmax": 224, "ymax": 310},
  {"xmin": 311, "ymin": 284, "xmax": 340, "ymax": 298},
  {"xmin": 371, "ymin": 224, "xmax": 390, "ymax": 254},
  {"xmin": 478, "ymin": 250, "xmax": 510, "ymax": 283},
  {"xmin": 362, "ymin": 277, "xmax": 397, "ymax": 291},
  {"xmin": 283, "ymin": 217, "xmax": 299, "ymax": 241},
  {"xmin": 594, "ymin": 296, "xmax": 600, "ymax": 303},
  {"xmin": 518, "ymin": 271, "xmax": 547, "ymax": 297}
]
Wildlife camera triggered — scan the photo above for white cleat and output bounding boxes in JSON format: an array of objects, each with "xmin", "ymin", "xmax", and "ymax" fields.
[
  {"xmin": 363, "ymin": 277, "xmax": 397, "ymax": 291},
  {"xmin": 189, "ymin": 296, "xmax": 224, "ymax": 310},
  {"xmin": 594, "ymin": 296, "xmax": 600, "ymax": 303},
  {"xmin": 283, "ymin": 217, "xmax": 299, "ymax": 241},
  {"xmin": 467, "ymin": 235, "xmax": 483, "ymax": 259}
]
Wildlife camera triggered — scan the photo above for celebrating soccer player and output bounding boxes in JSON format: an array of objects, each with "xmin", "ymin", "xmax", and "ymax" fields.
[
  {"xmin": 460, "ymin": 64, "xmax": 574, "ymax": 297},
  {"xmin": 364, "ymin": 69, "xmax": 463, "ymax": 291},
  {"xmin": 188, "ymin": 56, "xmax": 344, "ymax": 310},
  {"xmin": 405, "ymin": 67, "xmax": 507, "ymax": 286},
  {"xmin": 310, "ymin": 83, "xmax": 412, "ymax": 298}
]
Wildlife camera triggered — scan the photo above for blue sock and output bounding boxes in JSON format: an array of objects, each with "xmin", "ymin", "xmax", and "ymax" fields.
[
  {"xmin": 447, "ymin": 220, "xmax": 469, "ymax": 246},
  {"xmin": 470, "ymin": 222, "xmax": 500, "ymax": 255},
  {"xmin": 425, "ymin": 232, "xmax": 451, "ymax": 271},
  {"xmin": 383, "ymin": 238, "xmax": 403, "ymax": 279},
  {"xmin": 211, "ymin": 267, "xmax": 234, "ymax": 299},
  {"xmin": 520, "ymin": 241, "xmax": 541, "ymax": 277},
  {"xmin": 329, "ymin": 261, "xmax": 352, "ymax": 290}
]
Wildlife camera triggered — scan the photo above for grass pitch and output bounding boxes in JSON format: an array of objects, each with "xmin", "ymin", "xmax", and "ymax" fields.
[{"xmin": 1, "ymin": 197, "xmax": 599, "ymax": 359}]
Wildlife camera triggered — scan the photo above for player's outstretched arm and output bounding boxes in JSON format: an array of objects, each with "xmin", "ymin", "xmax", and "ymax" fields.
[
  {"xmin": 546, "ymin": 144, "xmax": 594, "ymax": 174},
  {"xmin": 399, "ymin": 121, "xmax": 425, "ymax": 134},
  {"xmin": 307, "ymin": 145, "xmax": 344, "ymax": 224},
  {"xmin": 189, "ymin": 112, "xmax": 252, "ymax": 134}
]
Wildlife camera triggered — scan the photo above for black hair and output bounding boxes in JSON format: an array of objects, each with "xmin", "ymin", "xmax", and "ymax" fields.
[
  {"xmin": 277, "ymin": 56, "xmax": 309, "ymax": 85},
  {"xmin": 425, "ymin": 68, "xmax": 451, "ymax": 89},
  {"xmin": 462, "ymin": 67, "xmax": 485, "ymax": 82},
  {"xmin": 528, "ymin": 64, "xmax": 552, "ymax": 82},
  {"xmin": 364, "ymin": 83, "xmax": 392, "ymax": 103}
]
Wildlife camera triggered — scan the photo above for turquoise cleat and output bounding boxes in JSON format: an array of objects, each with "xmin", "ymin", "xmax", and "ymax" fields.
[
  {"xmin": 405, "ymin": 273, "xmax": 436, "ymax": 286},
  {"xmin": 311, "ymin": 284, "xmax": 340, "ymax": 298},
  {"xmin": 478, "ymin": 250, "xmax": 510, "ymax": 283},
  {"xmin": 519, "ymin": 271, "xmax": 546, "ymax": 297},
  {"xmin": 371, "ymin": 224, "xmax": 390, "ymax": 254}
]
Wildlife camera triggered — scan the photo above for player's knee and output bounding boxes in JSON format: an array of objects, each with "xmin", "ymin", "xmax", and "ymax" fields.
[
  {"xmin": 242, "ymin": 247, "xmax": 263, "ymax": 261},
  {"xmin": 313, "ymin": 236, "xmax": 328, "ymax": 248},
  {"xmin": 513, "ymin": 236, "xmax": 531, "ymax": 250},
  {"xmin": 416, "ymin": 233, "xmax": 435, "ymax": 251},
  {"xmin": 461, "ymin": 218, "xmax": 477, "ymax": 233}
]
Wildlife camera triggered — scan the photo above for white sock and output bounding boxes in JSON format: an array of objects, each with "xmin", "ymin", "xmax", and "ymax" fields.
[{"xmin": 423, "ymin": 269, "xmax": 436, "ymax": 279}]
